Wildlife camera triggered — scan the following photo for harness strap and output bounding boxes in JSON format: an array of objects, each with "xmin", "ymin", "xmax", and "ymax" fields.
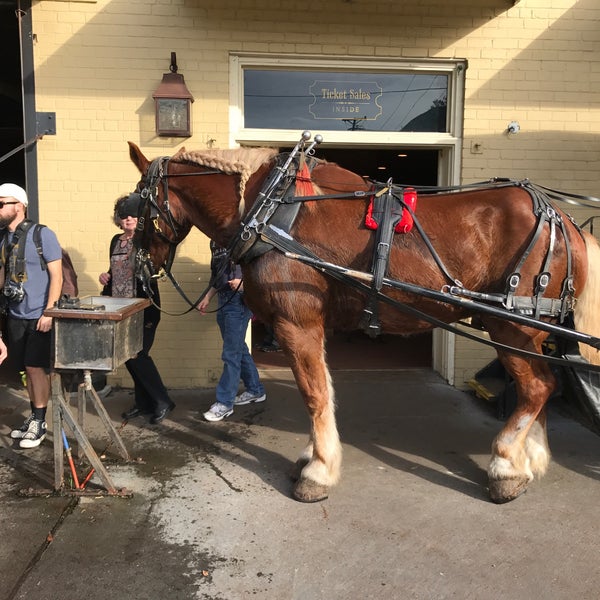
[
  {"xmin": 278, "ymin": 250, "xmax": 600, "ymax": 373},
  {"xmin": 504, "ymin": 188, "xmax": 555, "ymax": 314},
  {"xmin": 375, "ymin": 289, "xmax": 600, "ymax": 374},
  {"xmin": 558, "ymin": 216, "xmax": 575, "ymax": 322},
  {"xmin": 262, "ymin": 223, "xmax": 600, "ymax": 372},
  {"xmin": 259, "ymin": 212, "xmax": 600, "ymax": 371},
  {"xmin": 283, "ymin": 177, "xmax": 521, "ymax": 203},
  {"xmin": 530, "ymin": 182, "xmax": 600, "ymax": 207},
  {"xmin": 229, "ymin": 154, "xmax": 297, "ymax": 263},
  {"xmin": 533, "ymin": 214, "xmax": 555, "ymax": 319},
  {"xmin": 283, "ymin": 190, "xmax": 374, "ymax": 203},
  {"xmin": 361, "ymin": 183, "xmax": 402, "ymax": 337},
  {"xmin": 502, "ymin": 186, "xmax": 574, "ymax": 322}
]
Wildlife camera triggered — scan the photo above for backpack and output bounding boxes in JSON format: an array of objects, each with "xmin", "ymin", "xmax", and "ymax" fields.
[
  {"xmin": 33, "ymin": 224, "xmax": 79, "ymax": 297},
  {"xmin": 0, "ymin": 220, "xmax": 79, "ymax": 298}
]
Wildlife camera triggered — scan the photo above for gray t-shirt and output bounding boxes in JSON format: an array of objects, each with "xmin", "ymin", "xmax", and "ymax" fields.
[{"xmin": 1, "ymin": 224, "xmax": 62, "ymax": 320}]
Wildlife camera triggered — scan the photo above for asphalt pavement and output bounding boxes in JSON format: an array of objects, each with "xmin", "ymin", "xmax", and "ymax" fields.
[{"xmin": 1, "ymin": 368, "xmax": 599, "ymax": 600}]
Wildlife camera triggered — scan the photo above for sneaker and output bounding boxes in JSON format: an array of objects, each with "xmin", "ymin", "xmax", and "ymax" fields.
[
  {"xmin": 234, "ymin": 390, "xmax": 267, "ymax": 406},
  {"xmin": 10, "ymin": 414, "xmax": 36, "ymax": 439},
  {"xmin": 203, "ymin": 402, "xmax": 234, "ymax": 422},
  {"xmin": 19, "ymin": 419, "xmax": 47, "ymax": 449}
]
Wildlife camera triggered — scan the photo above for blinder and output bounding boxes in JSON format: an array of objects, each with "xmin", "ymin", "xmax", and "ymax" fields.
[{"xmin": 118, "ymin": 192, "xmax": 145, "ymax": 220}]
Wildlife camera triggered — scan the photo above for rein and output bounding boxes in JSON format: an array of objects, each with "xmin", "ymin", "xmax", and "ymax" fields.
[
  {"xmin": 282, "ymin": 177, "xmax": 600, "ymax": 209},
  {"xmin": 136, "ymin": 132, "xmax": 316, "ymax": 310},
  {"xmin": 136, "ymin": 159, "xmax": 246, "ymax": 315},
  {"xmin": 135, "ymin": 157, "xmax": 214, "ymax": 314}
]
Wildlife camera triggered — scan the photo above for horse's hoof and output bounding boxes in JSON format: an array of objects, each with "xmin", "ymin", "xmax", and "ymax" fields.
[
  {"xmin": 488, "ymin": 476, "xmax": 529, "ymax": 504},
  {"xmin": 289, "ymin": 457, "xmax": 309, "ymax": 482},
  {"xmin": 293, "ymin": 478, "xmax": 329, "ymax": 503}
]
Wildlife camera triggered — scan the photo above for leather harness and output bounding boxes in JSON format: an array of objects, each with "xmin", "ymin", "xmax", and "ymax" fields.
[
  {"xmin": 230, "ymin": 162, "xmax": 579, "ymax": 331},
  {"xmin": 132, "ymin": 148, "xmax": 600, "ymax": 367}
]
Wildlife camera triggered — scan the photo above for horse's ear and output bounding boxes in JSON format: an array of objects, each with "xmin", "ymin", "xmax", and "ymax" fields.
[{"xmin": 128, "ymin": 141, "xmax": 149, "ymax": 174}]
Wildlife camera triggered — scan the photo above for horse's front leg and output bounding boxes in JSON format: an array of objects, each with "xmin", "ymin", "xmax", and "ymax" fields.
[
  {"xmin": 278, "ymin": 321, "xmax": 342, "ymax": 502},
  {"xmin": 487, "ymin": 347, "xmax": 555, "ymax": 503}
]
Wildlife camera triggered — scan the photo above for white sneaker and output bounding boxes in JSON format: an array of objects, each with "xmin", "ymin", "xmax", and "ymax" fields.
[
  {"xmin": 203, "ymin": 402, "xmax": 234, "ymax": 422},
  {"xmin": 234, "ymin": 391, "xmax": 267, "ymax": 406},
  {"xmin": 19, "ymin": 419, "xmax": 47, "ymax": 449},
  {"xmin": 10, "ymin": 414, "xmax": 35, "ymax": 439}
]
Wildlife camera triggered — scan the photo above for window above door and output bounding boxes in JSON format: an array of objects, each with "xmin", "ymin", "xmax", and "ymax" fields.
[
  {"xmin": 244, "ymin": 69, "xmax": 449, "ymax": 133},
  {"xmin": 230, "ymin": 53, "xmax": 467, "ymax": 148}
]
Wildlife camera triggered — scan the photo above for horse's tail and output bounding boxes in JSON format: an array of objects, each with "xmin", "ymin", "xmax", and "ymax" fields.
[{"xmin": 574, "ymin": 231, "xmax": 600, "ymax": 365}]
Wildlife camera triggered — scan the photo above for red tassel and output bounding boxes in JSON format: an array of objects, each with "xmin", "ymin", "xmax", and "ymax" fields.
[{"xmin": 295, "ymin": 155, "xmax": 315, "ymax": 197}]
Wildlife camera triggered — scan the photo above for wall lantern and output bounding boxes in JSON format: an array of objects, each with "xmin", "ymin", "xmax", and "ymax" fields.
[{"xmin": 152, "ymin": 52, "xmax": 194, "ymax": 137}]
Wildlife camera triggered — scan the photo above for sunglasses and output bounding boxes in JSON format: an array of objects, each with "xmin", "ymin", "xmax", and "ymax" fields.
[{"xmin": 0, "ymin": 201, "xmax": 19, "ymax": 209}]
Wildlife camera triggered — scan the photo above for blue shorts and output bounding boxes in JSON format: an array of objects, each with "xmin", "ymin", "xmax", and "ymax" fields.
[{"xmin": 6, "ymin": 318, "xmax": 52, "ymax": 370}]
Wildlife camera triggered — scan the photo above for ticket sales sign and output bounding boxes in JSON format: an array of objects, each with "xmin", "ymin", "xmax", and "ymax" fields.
[
  {"xmin": 309, "ymin": 80, "xmax": 383, "ymax": 121},
  {"xmin": 243, "ymin": 69, "xmax": 448, "ymax": 131}
]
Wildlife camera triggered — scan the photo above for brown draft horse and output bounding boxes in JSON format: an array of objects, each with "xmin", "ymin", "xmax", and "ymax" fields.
[{"xmin": 127, "ymin": 139, "xmax": 600, "ymax": 504}]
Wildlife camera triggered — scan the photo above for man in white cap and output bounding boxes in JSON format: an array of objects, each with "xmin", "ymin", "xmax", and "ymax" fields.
[{"xmin": 0, "ymin": 183, "xmax": 62, "ymax": 448}]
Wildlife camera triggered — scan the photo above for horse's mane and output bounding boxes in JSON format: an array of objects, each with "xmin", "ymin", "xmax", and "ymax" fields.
[{"xmin": 171, "ymin": 146, "xmax": 279, "ymax": 204}]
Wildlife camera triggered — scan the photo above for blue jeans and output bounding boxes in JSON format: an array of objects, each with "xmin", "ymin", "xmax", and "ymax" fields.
[{"xmin": 216, "ymin": 291, "xmax": 264, "ymax": 409}]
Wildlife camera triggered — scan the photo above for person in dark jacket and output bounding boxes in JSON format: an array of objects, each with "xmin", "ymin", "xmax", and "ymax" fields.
[{"xmin": 99, "ymin": 196, "xmax": 175, "ymax": 425}]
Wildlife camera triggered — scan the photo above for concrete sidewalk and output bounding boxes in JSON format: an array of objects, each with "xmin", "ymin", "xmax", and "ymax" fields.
[{"xmin": 1, "ymin": 368, "xmax": 599, "ymax": 600}]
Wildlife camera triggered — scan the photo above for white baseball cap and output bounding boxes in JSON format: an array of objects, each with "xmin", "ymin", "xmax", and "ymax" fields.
[{"xmin": 0, "ymin": 183, "xmax": 28, "ymax": 207}]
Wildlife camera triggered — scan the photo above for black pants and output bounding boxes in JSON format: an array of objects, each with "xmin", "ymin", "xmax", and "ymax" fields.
[
  {"xmin": 125, "ymin": 314, "xmax": 171, "ymax": 413},
  {"xmin": 6, "ymin": 317, "xmax": 51, "ymax": 370}
]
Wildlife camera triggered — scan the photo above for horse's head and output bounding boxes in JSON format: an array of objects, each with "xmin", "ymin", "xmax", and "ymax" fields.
[
  {"xmin": 127, "ymin": 141, "xmax": 280, "ymax": 292},
  {"xmin": 128, "ymin": 141, "xmax": 193, "ymax": 292}
]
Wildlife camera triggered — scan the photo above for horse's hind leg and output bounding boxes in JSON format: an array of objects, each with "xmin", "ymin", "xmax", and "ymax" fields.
[
  {"xmin": 485, "ymin": 326, "xmax": 555, "ymax": 503},
  {"xmin": 278, "ymin": 321, "xmax": 342, "ymax": 502}
]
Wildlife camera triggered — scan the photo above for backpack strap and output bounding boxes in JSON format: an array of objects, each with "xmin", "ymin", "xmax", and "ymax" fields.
[
  {"xmin": 8, "ymin": 220, "xmax": 36, "ymax": 281},
  {"xmin": 33, "ymin": 223, "xmax": 48, "ymax": 271},
  {"xmin": 0, "ymin": 229, "xmax": 7, "ymax": 265}
]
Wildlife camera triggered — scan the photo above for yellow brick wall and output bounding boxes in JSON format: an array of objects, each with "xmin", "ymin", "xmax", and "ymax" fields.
[{"xmin": 31, "ymin": 0, "xmax": 600, "ymax": 388}]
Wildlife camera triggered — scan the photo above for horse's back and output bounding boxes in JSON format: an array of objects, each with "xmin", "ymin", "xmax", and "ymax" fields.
[{"xmin": 246, "ymin": 165, "xmax": 588, "ymax": 336}]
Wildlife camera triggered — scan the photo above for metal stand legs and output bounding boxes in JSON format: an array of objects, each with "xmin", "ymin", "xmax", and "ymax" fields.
[{"xmin": 51, "ymin": 371, "xmax": 131, "ymax": 496}]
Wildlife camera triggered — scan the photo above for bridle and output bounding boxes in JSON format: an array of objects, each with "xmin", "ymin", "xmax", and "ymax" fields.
[
  {"xmin": 133, "ymin": 132, "xmax": 321, "ymax": 304},
  {"xmin": 133, "ymin": 155, "xmax": 223, "ymax": 313}
]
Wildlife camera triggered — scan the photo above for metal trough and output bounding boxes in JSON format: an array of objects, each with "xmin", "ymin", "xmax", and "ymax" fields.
[
  {"xmin": 39, "ymin": 296, "xmax": 150, "ymax": 496},
  {"xmin": 45, "ymin": 296, "xmax": 150, "ymax": 371}
]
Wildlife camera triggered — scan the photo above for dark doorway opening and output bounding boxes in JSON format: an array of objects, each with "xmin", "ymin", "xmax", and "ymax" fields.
[
  {"xmin": 0, "ymin": 2, "xmax": 25, "ymax": 187},
  {"xmin": 0, "ymin": 2, "xmax": 25, "ymax": 387},
  {"xmin": 313, "ymin": 147, "xmax": 439, "ymax": 186},
  {"xmin": 252, "ymin": 146, "xmax": 437, "ymax": 370},
  {"xmin": 252, "ymin": 322, "xmax": 432, "ymax": 371}
]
